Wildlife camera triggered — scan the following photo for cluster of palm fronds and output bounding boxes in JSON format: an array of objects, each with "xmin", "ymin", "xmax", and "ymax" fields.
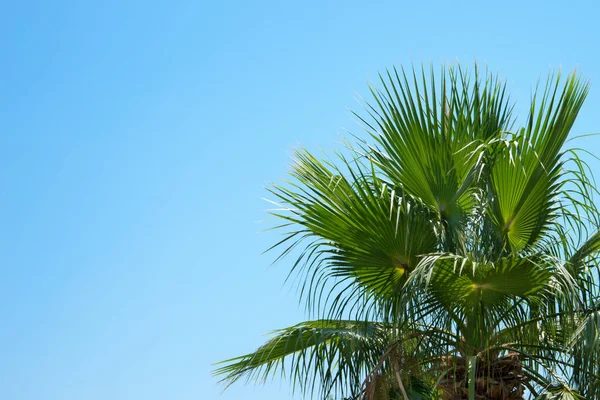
[{"xmin": 215, "ymin": 64, "xmax": 600, "ymax": 399}]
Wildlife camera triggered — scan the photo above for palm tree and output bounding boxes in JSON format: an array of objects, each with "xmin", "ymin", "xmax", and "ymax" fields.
[{"xmin": 215, "ymin": 64, "xmax": 600, "ymax": 399}]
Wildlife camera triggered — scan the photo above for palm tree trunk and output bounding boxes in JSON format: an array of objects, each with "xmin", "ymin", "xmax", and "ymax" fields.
[{"xmin": 438, "ymin": 353, "xmax": 525, "ymax": 399}]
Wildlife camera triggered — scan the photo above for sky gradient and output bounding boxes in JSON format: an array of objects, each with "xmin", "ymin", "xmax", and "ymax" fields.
[{"xmin": 2, "ymin": 1, "xmax": 600, "ymax": 399}]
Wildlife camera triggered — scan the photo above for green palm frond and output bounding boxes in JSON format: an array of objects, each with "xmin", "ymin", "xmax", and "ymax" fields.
[
  {"xmin": 535, "ymin": 384, "xmax": 584, "ymax": 400},
  {"xmin": 567, "ymin": 309, "xmax": 600, "ymax": 397},
  {"xmin": 487, "ymin": 73, "xmax": 588, "ymax": 253},
  {"xmin": 357, "ymin": 66, "xmax": 512, "ymax": 254},
  {"xmin": 215, "ymin": 320, "xmax": 441, "ymax": 399},
  {"xmin": 268, "ymin": 150, "xmax": 438, "ymax": 317},
  {"xmin": 569, "ymin": 230, "xmax": 600, "ymax": 275},
  {"xmin": 214, "ymin": 320, "xmax": 385, "ymax": 398}
]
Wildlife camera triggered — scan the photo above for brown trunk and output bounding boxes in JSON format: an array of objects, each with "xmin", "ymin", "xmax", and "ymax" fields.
[{"xmin": 438, "ymin": 352, "xmax": 525, "ymax": 399}]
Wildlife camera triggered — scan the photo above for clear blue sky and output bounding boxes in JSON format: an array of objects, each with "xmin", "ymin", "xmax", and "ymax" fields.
[{"xmin": 2, "ymin": 1, "xmax": 600, "ymax": 399}]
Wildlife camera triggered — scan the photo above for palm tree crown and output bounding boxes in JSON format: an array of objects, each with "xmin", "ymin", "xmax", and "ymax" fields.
[{"xmin": 215, "ymin": 64, "xmax": 600, "ymax": 400}]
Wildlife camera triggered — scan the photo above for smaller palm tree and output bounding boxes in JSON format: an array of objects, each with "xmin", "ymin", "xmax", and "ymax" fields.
[{"xmin": 215, "ymin": 64, "xmax": 600, "ymax": 399}]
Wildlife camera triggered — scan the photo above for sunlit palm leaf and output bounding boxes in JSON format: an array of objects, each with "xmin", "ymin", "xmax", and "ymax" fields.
[
  {"xmin": 268, "ymin": 150, "xmax": 438, "ymax": 315},
  {"xmin": 487, "ymin": 73, "xmax": 589, "ymax": 253},
  {"xmin": 358, "ymin": 66, "xmax": 512, "ymax": 254},
  {"xmin": 214, "ymin": 320, "xmax": 385, "ymax": 398}
]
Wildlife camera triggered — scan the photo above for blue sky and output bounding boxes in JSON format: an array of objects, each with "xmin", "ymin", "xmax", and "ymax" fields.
[{"xmin": 2, "ymin": 1, "xmax": 600, "ymax": 399}]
